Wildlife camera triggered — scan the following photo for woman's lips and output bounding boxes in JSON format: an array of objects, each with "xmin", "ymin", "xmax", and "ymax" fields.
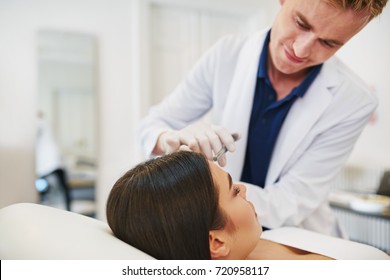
[{"xmin": 284, "ymin": 48, "xmax": 304, "ymax": 63}]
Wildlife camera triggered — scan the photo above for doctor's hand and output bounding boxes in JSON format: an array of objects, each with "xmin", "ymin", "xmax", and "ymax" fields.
[{"xmin": 154, "ymin": 122, "xmax": 239, "ymax": 167}]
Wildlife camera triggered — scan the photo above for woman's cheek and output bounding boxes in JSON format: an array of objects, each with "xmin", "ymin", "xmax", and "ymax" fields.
[{"xmin": 232, "ymin": 204, "xmax": 256, "ymax": 228}]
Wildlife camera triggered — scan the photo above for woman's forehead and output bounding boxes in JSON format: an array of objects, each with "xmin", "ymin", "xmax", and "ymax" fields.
[{"xmin": 208, "ymin": 161, "xmax": 230, "ymax": 191}]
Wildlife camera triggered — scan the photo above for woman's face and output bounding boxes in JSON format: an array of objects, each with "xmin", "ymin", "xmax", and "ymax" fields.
[{"xmin": 209, "ymin": 161, "xmax": 262, "ymax": 258}]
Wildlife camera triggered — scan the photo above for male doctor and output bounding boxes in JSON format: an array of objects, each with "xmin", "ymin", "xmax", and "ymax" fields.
[{"xmin": 137, "ymin": 0, "xmax": 388, "ymax": 237}]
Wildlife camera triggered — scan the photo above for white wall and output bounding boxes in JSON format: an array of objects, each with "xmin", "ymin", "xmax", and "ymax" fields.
[
  {"xmin": 0, "ymin": 0, "xmax": 40, "ymax": 208},
  {"xmin": 0, "ymin": 0, "xmax": 142, "ymax": 220}
]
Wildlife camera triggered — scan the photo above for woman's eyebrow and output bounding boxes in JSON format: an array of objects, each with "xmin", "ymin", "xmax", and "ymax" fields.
[{"xmin": 227, "ymin": 173, "xmax": 233, "ymax": 191}]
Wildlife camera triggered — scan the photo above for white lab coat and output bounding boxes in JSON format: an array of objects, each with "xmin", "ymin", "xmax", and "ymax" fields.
[{"xmin": 137, "ymin": 30, "xmax": 377, "ymax": 237}]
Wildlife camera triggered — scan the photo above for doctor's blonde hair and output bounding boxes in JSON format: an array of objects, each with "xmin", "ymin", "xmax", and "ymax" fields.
[{"xmin": 326, "ymin": 0, "xmax": 388, "ymax": 19}]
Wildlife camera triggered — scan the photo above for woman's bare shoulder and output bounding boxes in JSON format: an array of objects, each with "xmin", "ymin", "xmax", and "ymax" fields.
[{"xmin": 246, "ymin": 239, "xmax": 332, "ymax": 260}]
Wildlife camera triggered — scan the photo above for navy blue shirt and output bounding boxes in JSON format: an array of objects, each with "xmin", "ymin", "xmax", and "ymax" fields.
[{"xmin": 240, "ymin": 31, "xmax": 323, "ymax": 187}]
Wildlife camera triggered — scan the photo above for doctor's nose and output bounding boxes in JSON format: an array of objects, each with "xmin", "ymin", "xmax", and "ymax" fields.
[{"xmin": 293, "ymin": 33, "xmax": 315, "ymax": 59}]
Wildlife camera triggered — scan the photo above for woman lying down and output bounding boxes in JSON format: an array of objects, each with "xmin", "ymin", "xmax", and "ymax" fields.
[{"xmin": 106, "ymin": 151, "xmax": 389, "ymax": 260}]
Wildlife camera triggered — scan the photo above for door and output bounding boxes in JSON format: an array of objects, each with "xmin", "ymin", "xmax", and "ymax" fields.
[{"xmin": 147, "ymin": 3, "xmax": 261, "ymax": 106}]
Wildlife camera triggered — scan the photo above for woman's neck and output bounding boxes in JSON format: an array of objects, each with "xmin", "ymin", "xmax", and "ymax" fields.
[{"xmin": 246, "ymin": 239, "xmax": 333, "ymax": 260}]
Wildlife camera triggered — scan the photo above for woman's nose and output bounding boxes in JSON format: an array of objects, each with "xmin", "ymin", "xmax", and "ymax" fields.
[{"xmin": 239, "ymin": 184, "xmax": 247, "ymax": 199}]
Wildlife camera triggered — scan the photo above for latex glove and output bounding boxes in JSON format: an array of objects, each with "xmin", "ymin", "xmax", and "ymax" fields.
[{"xmin": 156, "ymin": 122, "xmax": 239, "ymax": 167}]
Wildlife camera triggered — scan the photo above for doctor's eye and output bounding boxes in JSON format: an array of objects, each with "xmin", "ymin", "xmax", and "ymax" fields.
[
  {"xmin": 295, "ymin": 17, "xmax": 310, "ymax": 31},
  {"xmin": 320, "ymin": 39, "xmax": 336, "ymax": 49}
]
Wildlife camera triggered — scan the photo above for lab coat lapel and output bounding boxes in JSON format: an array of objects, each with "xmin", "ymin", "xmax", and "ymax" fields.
[
  {"xmin": 265, "ymin": 61, "xmax": 340, "ymax": 186},
  {"xmin": 222, "ymin": 32, "xmax": 267, "ymax": 180}
]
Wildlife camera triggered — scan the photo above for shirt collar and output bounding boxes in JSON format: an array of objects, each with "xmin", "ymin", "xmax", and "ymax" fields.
[
  {"xmin": 295, "ymin": 64, "xmax": 323, "ymax": 97},
  {"xmin": 257, "ymin": 30, "xmax": 270, "ymax": 79}
]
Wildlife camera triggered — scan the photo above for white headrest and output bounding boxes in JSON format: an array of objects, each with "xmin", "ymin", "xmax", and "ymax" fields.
[{"xmin": 0, "ymin": 203, "xmax": 154, "ymax": 259}]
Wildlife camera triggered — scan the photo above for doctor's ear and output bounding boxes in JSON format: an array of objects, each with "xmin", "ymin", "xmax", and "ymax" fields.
[
  {"xmin": 279, "ymin": 0, "xmax": 286, "ymax": 5},
  {"xmin": 209, "ymin": 230, "xmax": 230, "ymax": 259}
]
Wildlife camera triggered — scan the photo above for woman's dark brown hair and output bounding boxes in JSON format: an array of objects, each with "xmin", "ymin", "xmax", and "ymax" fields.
[{"xmin": 106, "ymin": 151, "xmax": 227, "ymax": 259}]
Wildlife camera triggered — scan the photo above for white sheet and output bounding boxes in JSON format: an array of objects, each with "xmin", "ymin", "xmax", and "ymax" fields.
[{"xmin": 261, "ymin": 227, "xmax": 389, "ymax": 260}]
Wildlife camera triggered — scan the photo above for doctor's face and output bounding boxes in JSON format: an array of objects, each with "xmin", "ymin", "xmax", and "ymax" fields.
[
  {"xmin": 209, "ymin": 161, "xmax": 261, "ymax": 258},
  {"xmin": 269, "ymin": 0, "xmax": 370, "ymax": 76}
]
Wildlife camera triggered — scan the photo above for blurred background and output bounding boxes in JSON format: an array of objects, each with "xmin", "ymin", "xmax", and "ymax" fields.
[{"xmin": 0, "ymin": 0, "xmax": 389, "ymax": 251}]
